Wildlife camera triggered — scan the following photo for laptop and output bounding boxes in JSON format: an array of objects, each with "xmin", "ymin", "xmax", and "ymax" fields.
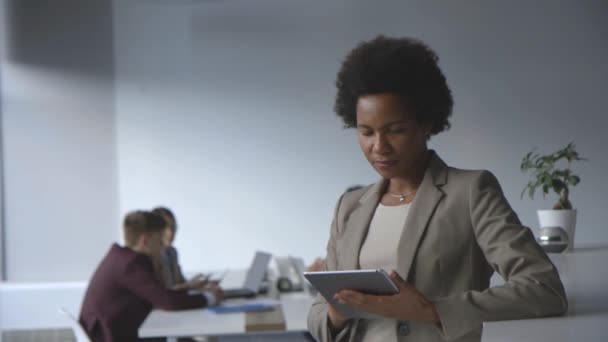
[{"xmin": 222, "ymin": 251, "xmax": 272, "ymax": 299}]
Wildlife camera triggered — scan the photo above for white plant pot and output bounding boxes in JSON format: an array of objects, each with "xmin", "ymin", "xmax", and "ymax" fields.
[{"xmin": 537, "ymin": 209, "xmax": 577, "ymax": 251}]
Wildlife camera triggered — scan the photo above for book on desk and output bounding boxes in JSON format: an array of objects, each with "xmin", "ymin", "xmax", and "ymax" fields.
[{"xmin": 245, "ymin": 305, "xmax": 286, "ymax": 332}]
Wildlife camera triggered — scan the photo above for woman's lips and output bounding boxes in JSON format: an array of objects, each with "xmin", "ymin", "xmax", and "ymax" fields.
[{"xmin": 374, "ymin": 160, "xmax": 397, "ymax": 170}]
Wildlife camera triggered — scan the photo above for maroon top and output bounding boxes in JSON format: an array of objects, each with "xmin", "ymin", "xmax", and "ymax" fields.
[{"xmin": 79, "ymin": 243, "xmax": 207, "ymax": 341}]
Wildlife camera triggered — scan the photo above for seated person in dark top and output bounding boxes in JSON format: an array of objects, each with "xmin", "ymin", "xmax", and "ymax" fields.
[
  {"xmin": 79, "ymin": 210, "xmax": 224, "ymax": 342},
  {"xmin": 152, "ymin": 206, "xmax": 211, "ymax": 291}
]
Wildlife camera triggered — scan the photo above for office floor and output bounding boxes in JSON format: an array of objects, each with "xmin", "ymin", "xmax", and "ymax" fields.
[
  {"xmin": 1, "ymin": 329, "xmax": 75, "ymax": 342},
  {"xmin": 0, "ymin": 330, "xmax": 312, "ymax": 342}
]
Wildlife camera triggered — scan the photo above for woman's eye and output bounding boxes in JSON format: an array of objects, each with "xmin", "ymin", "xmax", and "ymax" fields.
[
  {"xmin": 359, "ymin": 129, "xmax": 373, "ymax": 136},
  {"xmin": 388, "ymin": 126, "xmax": 406, "ymax": 134}
]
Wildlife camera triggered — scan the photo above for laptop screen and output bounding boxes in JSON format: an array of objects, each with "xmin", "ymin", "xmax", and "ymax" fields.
[{"xmin": 243, "ymin": 251, "xmax": 272, "ymax": 292}]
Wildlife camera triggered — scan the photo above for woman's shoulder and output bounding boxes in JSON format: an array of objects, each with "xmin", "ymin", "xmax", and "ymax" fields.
[
  {"xmin": 446, "ymin": 166, "xmax": 486, "ymax": 178},
  {"xmin": 430, "ymin": 152, "xmax": 500, "ymax": 188},
  {"xmin": 330, "ymin": 183, "xmax": 375, "ymax": 216},
  {"xmin": 341, "ymin": 183, "xmax": 375, "ymax": 203},
  {"xmin": 444, "ymin": 166, "xmax": 502, "ymax": 191},
  {"xmin": 165, "ymin": 246, "xmax": 179, "ymax": 258}
]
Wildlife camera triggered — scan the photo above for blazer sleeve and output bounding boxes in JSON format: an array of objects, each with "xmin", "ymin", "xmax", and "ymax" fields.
[
  {"xmin": 433, "ymin": 170, "xmax": 568, "ymax": 340},
  {"xmin": 120, "ymin": 256, "xmax": 207, "ymax": 311},
  {"xmin": 307, "ymin": 194, "xmax": 359, "ymax": 342}
]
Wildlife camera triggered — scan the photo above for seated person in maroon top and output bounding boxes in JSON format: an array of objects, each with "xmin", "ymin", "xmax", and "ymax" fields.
[{"xmin": 79, "ymin": 210, "xmax": 224, "ymax": 342}]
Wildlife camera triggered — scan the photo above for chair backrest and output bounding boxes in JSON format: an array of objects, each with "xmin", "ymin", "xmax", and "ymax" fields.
[{"xmin": 58, "ymin": 308, "xmax": 92, "ymax": 342}]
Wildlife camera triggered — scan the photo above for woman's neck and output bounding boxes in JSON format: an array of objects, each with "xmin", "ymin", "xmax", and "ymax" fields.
[{"xmin": 387, "ymin": 151, "xmax": 429, "ymax": 194}]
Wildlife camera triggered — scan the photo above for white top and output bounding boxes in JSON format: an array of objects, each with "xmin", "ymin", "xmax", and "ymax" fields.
[{"xmin": 359, "ymin": 203, "xmax": 411, "ymax": 342}]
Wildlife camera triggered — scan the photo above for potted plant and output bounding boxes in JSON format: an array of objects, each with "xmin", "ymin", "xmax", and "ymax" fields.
[{"xmin": 521, "ymin": 142, "xmax": 585, "ymax": 251}]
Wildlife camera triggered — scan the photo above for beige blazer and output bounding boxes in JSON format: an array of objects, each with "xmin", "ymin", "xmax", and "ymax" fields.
[{"xmin": 307, "ymin": 151, "xmax": 567, "ymax": 342}]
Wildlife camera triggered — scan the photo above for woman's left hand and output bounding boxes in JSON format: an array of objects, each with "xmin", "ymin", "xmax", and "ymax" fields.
[{"xmin": 334, "ymin": 271, "xmax": 440, "ymax": 324}]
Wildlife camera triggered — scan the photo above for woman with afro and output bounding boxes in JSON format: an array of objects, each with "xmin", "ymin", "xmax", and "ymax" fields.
[{"xmin": 307, "ymin": 36, "xmax": 567, "ymax": 342}]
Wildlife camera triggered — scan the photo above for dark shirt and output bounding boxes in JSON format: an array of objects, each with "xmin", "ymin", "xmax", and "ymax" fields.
[
  {"xmin": 160, "ymin": 247, "xmax": 176, "ymax": 288},
  {"xmin": 79, "ymin": 243, "xmax": 207, "ymax": 341}
]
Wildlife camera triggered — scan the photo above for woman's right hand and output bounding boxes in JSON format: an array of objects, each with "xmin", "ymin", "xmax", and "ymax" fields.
[{"xmin": 328, "ymin": 304, "xmax": 347, "ymax": 332}]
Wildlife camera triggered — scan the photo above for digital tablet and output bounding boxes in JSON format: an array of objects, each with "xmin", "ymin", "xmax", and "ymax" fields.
[{"xmin": 303, "ymin": 269, "xmax": 399, "ymax": 319}]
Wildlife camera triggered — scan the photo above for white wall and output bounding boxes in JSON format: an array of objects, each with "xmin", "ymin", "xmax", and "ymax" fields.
[
  {"xmin": 113, "ymin": 0, "xmax": 608, "ymax": 273},
  {"xmin": 0, "ymin": 0, "xmax": 119, "ymax": 281},
  {"xmin": 0, "ymin": 0, "xmax": 605, "ymax": 331}
]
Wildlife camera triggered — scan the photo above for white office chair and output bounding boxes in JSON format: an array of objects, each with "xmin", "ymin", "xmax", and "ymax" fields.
[{"xmin": 58, "ymin": 308, "xmax": 92, "ymax": 342}]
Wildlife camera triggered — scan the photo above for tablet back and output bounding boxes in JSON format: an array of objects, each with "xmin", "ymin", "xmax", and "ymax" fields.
[{"xmin": 303, "ymin": 269, "xmax": 399, "ymax": 319}]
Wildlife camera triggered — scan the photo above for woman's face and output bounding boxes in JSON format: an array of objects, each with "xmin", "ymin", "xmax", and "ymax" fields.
[
  {"xmin": 356, "ymin": 93, "xmax": 429, "ymax": 179},
  {"xmin": 161, "ymin": 215, "xmax": 176, "ymax": 247},
  {"xmin": 162, "ymin": 227, "xmax": 175, "ymax": 247}
]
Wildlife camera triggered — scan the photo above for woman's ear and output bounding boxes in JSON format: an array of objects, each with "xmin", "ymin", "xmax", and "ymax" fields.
[{"xmin": 424, "ymin": 124, "xmax": 432, "ymax": 140}]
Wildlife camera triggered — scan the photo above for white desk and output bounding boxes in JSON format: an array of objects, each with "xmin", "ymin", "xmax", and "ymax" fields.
[
  {"xmin": 482, "ymin": 244, "xmax": 608, "ymax": 342},
  {"xmin": 139, "ymin": 293, "xmax": 313, "ymax": 340},
  {"xmin": 139, "ymin": 269, "xmax": 314, "ymax": 340},
  {"xmin": 141, "ymin": 246, "xmax": 608, "ymax": 341}
]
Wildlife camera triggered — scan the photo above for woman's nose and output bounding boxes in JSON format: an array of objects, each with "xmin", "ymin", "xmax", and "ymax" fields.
[{"xmin": 372, "ymin": 134, "xmax": 392, "ymax": 154}]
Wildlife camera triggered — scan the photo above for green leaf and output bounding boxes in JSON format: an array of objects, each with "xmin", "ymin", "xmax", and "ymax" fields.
[
  {"xmin": 569, "ymin": 175, "xmax": 580, "ymax": 185},
  {"xmin": 520, "ymin": 142, "xmax": 584, "ymax": 200},
  {"xmin": 528, "ymin": 185, "xmax": 535, "ymax": 199}
]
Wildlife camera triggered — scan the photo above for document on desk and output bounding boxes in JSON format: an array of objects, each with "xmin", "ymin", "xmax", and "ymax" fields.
[
  {"xmin": 245, "ymin": 304, "xmax": 286, "ymax": 332},
  {"xmin": 208, "ymin": 299, "xmax": 281, "ymax": 314}
]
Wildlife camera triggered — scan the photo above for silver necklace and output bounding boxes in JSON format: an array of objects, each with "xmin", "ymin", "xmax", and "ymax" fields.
[{"xmin": 387, "ymin": 190, "xmax": 416, "ymax": 202}]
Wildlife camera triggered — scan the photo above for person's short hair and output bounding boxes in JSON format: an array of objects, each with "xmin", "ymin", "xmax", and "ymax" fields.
[
  {"xmin": 123, "ymin": 210, "xmax": 167, "ymax": 247},
  {"xmin": 152, "ymin": 206, "xmax": 177, "ymax": 233},
  {"xmin": 334, "ymin": 35, "xmax": 453, "ymax": 136}
]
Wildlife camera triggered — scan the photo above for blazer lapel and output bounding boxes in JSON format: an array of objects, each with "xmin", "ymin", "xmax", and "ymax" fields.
[
  {"xmin": 396, "ymin": 152, "xmax": 447, "ymax": 281},
  {"xmin": 339, "ymin": 181, "xmax": 386, "ymax": 270}
]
